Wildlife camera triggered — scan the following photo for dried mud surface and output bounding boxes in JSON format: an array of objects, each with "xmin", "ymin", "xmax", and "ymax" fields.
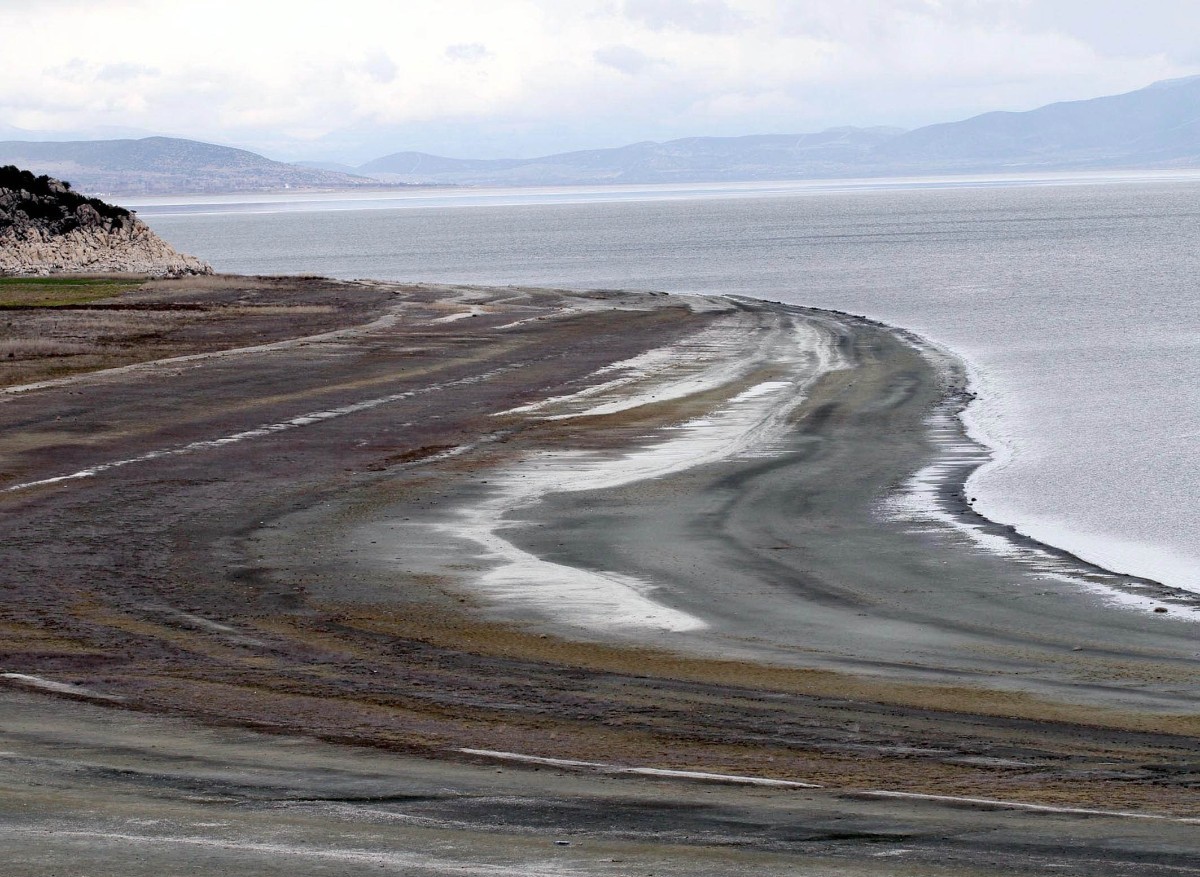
[
  {"xmin": 0, "ymin": 274, "xmax": 396, "ymax": 388},
  {"xmin": 0, "ymin": 276, "xmax": 1196, "ymax": 875}
]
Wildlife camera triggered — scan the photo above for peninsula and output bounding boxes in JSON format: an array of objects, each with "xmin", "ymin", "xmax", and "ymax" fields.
[
  {"xmin": 1, "ymin": 178, "xmax": 1197, "ymax": 876},
  {"xmin": 2, "ymin": 282, "xmax": 1199, "ymax": 874}
]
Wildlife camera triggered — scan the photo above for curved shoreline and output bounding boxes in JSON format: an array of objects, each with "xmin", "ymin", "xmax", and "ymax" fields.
[
  {"xmin": 867, "ymin": 316, "xmax": 1200, "ymax": 617},
  {"xmin": 2, "ymin": 277, "xmax": 1199, "ymax": 873},
  {"xmin": 752, "ymin": 297, "xmax": 1199, "ymax": 617},
  {"xmin": 745, "ymin": 285, "xmax": 1200, "ymax": 606},
  {"xmin": 3, "ymin": 279, "xmax": 1194, "ymax": 708},
  {"xmin": 895, "ymin": 319, "xmax": 1199, "ymax": 604},
  {"xmin": 341, "ymin": 292, "xmax": 1198, "ymax": 709}
]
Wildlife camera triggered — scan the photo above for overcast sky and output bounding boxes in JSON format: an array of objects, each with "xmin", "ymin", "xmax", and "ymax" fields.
[{"xmin": 3, "ymin": 1, "xmax": 1197, "ymax": 163}]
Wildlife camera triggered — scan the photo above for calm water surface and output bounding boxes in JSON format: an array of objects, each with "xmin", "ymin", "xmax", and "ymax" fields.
[{"xmin": 135, "ymin": 180, "xmax": 1200, "ymax": 592}]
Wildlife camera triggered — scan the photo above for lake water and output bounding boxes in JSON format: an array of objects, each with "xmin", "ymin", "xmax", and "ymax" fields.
[{"xmin": 132, "ymin": 177, "xmax": 1200, "ymax": 594}]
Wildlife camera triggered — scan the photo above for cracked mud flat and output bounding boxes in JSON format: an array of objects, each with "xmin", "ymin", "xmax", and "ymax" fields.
[{"xmin": 0, "ymin": 276, "xmax": 1197, "ymax": 876}]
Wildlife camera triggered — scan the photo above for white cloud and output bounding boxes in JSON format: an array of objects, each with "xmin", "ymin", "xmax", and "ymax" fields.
[
  {"xmin": 0, "ymin": 0, "xmax": 1194, "ymax": 161},
  {"xmin": 363, "ymin": 51, "xmax": 398, "ymax": 84},
  {"xmin": 445, "ymin": 43, "xmax": 491, "ymax": 62},
  {"xmin": 621, "ymin": 0, "xmax": 749, "ymax": 34},
  {"xmin": 594, "ymin": 44, "xmax": 663, "ymax": 75},
  {"xmin": 95, "ymin": 63, "xmax": 161, "ymax": 83}
]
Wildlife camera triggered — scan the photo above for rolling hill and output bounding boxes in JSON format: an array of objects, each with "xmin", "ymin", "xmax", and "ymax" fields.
[
  {"xmin": 357, "ymin": 128, "xmax": 905, "ymax": 185},
  {"xmin": 874, "ymin": 75, "xmax": 1200, "ymax": 171},
  {"xmin": 0, "ymin": 137, "xmax": 376, "ymax": 195}
]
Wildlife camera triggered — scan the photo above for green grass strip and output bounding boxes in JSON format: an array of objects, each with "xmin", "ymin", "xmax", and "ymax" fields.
[{"xmin": 0, "ymin": 276, "xmax": 143, "ymax": 307}]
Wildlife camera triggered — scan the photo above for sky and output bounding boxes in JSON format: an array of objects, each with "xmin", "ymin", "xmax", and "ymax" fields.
[{"xmin": 2, "ymin": 0, "xmax": 1198, "ymax": 164}]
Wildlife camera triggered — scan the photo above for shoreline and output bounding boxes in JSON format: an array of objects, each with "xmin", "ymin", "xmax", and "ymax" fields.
[
  {"xmin": 6, "ymin": 275, "xmax": 1183, "ymax": 606},
  {"xmin": 135, "ymin": 174, "xmax": 1200, "ymax": 604},
  {"xmin": 871, "ymin": 316, "xmax": 1200, "ymax": 617},
  {"xmin": 420, "ymin": 298, "xmax": 1197, "ymax": 709},
  {"xmin": 2, "ymin": 275, "xmax": 1198, "ymax": 873},
  {"xmin": 755, "ymin": 296, "xmax": 1200, "ymax": 615},
  {"xmin": 897, "ymin": 318, "xmax": 1200, "ymax": 602}
]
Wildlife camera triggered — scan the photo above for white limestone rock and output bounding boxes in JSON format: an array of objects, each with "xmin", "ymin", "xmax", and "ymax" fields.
[{"xmin": 0, "ymin": 167, "xmax": 212, "ymax": 277}]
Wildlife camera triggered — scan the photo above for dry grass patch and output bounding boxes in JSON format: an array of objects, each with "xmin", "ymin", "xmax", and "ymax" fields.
[
  {"xmin": 0, "ymin": 338, "xmax": 94, "ymax": 359},
  {"xmin": 222, "ymin": 305, "xmax": 338, "ymax": 316}
]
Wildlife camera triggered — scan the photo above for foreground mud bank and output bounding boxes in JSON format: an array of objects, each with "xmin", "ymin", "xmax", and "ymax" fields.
[
  {"xmin": 0, "ymin": 277, "xmax": 1196, "ymax": 874},
  {"xmin": 5, "ymin": 689, "xmax": 1198, "ymax": 877}
]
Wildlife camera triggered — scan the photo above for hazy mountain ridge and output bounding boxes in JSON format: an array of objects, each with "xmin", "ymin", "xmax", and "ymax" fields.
[
  {"xmin": 1, "ymin": 77, "xmax": 1197, "ymax": 194},
  {"xmin": 874, "ymin": 74, "xmax": 1200, "ymax": 171},
  {"xmin": 347, "ymin": 77, "xmax": 1200, "ymax": 184},
  {"xmin": 359, "ymin": 128, "xmax": 906, "ymax": 184},
  {"xmin": 0, "ymin": 137, "xmax": 376, "ymax": 195}
]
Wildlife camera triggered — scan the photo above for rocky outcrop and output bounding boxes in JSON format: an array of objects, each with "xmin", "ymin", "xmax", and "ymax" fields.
[{"xmin": 0, "ymin": 166, "xmax": 211, "ymax": 276}]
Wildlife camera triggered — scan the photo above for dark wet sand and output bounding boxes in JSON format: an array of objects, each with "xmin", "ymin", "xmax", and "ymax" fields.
[{"xmin": 0, "ymin": 277, "xmax": 1197, "ymax": 875}]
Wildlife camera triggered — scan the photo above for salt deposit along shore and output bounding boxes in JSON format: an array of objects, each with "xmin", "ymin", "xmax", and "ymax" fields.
[{"xmin": 0, "ymin": 276, "xmax": 1197, "ymax": 876}]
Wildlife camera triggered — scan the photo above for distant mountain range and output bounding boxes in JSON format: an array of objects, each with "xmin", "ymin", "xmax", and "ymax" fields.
[
  {"xmin": 0, "ymin": 137, "xmax": 374, "ymax": 195},
  {"xmin": 873, "ymin": 74, "xmax": 1200, "ymax": 171},
  {"xmin": 336, "ymin": 126, "xmax": 906, "ymax": 185},
  {"xmin": 2, "ymin": 76, "xmax": 1198, "ymax": 194}
]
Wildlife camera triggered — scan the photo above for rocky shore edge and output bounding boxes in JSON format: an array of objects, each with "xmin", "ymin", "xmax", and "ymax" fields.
[{"xmin": 0, "ymin": 165, "xmax": 211, "ymax": 277}]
